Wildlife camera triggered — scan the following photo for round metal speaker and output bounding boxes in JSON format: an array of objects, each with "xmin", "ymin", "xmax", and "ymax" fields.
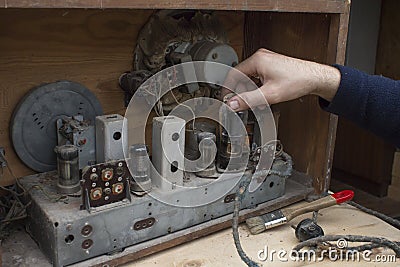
[{"xmin": 11, "ymin": 81, "xmax": 103, "ymax": 172}]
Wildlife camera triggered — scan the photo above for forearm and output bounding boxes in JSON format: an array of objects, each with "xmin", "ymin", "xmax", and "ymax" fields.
[
  {"xmin": 311, "ymin": 64, "xmax": 341, "ymax": 102},
  {"xmin": 227, "ymin": 49, "xmax": 400, "ymax": 147}
]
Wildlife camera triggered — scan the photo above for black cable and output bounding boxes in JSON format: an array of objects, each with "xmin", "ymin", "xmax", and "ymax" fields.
[
  {"xmin": 292, "ymin": 235, "xmax": 400, "ymax": 258},
  {"xmin": 346, "ymin": 241, "xmax": 400, "ymax": 252},
  {"xmin": 232, "ymin": 174, "xmax": 260, "ymax": 267},
  {"xmin": 312, "ymin": 191, "xmax": 400, "ymax": 230},
  {"xmin": 0, "ymin": 151, "xmax": 30, "ymax": 240},
  {"xmin": 348, "ymin": 201, "xmax": 400, "ymax": 230},
  {"xmin": 292, "ymin": 193, "xmax": 400, "ymax": 259},
  {"xmin": 232, "ymin": 151, "xmax": 293, "ymax": 267}
]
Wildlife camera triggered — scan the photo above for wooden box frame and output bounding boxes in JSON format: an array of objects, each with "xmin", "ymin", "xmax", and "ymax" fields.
[{"xmin": 0, "ymin": 1, "xmax": 350, "ymax": 265}]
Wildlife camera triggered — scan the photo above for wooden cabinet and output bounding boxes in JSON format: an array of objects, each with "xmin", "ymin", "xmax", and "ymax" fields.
[{"xmin": 0, "ymin": 1, "xmax": 350, "ymax": 263}]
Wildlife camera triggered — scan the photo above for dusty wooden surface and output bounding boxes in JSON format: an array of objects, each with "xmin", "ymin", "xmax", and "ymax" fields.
[
  {"xmin": 0, "ymin": 0, "xmax": 347, "ymax": 13},
  {"xmin": 124, "ymin": 203, "xmax": 400, "ymax": 267}
]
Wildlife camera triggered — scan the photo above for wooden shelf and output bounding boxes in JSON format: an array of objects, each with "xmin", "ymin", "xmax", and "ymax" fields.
[{"xmin": 0, "ymin": 0, "xmax": 347, "ymax": 13}]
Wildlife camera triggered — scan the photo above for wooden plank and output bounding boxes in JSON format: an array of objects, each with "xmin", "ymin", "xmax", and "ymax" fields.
[
  {"xmin": 71, "ymin": 173, "xmax": 313, "ymax": 267},
  {"xmin": 2, "ymin": 0, "xmax": 346, "ymax": 13},
  {"xmin": 0, "ymin": 9, "xmax": 243, "ymax": 186},
  {"xmin": 319, "ymin": 10, "xmax": 340, "ymax": 192},
  {"xmin": 375, "ymin": 0, "xmax": 400, "ymax": 80},
  {"xmin": 3, "ymin": 0, "xmax": 101, "ymax": 8},
  {"xmin": 388, "ymin": 185, "xmax": 400, "ymax": 201},
  {"xmin": 101, "ymin": 0, "xmax": 345, "ymax": 13},
  {"xmin": 333, "ymin": 168, "xmax": 389, "ymax": 197},
  {"xmin": 319, "ymin": 1, "xmax": 350, "ymax": 193},
  {"xmin": 392, "ymin": 176, "xmax": 400, "ymax": 188},
  {"xmin": 333, "ymin": 118, "xmax": 395, "ymax": 196},
  {"xmin": 392, "ymin": 151, "xmax": 400, "ymax": 178}
]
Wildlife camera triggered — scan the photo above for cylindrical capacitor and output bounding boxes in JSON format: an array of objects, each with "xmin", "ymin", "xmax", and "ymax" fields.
[
  {"xmin": 196, "ymin": 132, "xmax": 217, "ymax": 177},
  {"xmin": 185, "ymin": 128, "xmax": 201, "ymax": 161},
  {"xmin": 129, "ymin": 144, "xmax": 152, "ymax": 193},
  {"xmin": 225, "ymin": 110, "xmax": 248, "ymax": 157},
  {"xmin": 54, "ymin": 145, "xmax": 80, "ymax": 194},
  {"xmin": 218, "ymin": 94, "xmax": 250, "ymax": 171},
  {"xmin": 225, "ymin": 110, "xmax": 248, "ymax": 137}
]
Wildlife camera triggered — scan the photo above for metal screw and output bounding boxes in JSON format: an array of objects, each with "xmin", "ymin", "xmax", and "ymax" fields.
[
  {"xmin": 172, "ymin": 133, "xmax": 180, "ymax": 141},
  {"xmin": 90, "ymin": 173, "xmax": 98, "ymax": 181}
]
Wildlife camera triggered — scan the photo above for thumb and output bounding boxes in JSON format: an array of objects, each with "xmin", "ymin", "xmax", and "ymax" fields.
[{"xmin": 227, "ymin": 88, "xmax": 269, "ymax": 111}]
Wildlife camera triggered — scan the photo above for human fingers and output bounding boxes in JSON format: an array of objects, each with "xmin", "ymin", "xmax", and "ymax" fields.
[{"xmin": 227, "ymin": 87, "xmax": 269, "ymax": 111}]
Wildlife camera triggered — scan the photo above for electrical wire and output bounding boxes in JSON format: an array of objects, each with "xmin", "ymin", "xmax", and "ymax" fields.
[
  {"xmin": 233, "ymin": 150, "xmax": 294, "ymax": 267},
  {"xmin": 291, "ymin": 193, "xmax": 400, "ymax": 259},
  {"xmin": 232, "ymin": 174, "xmax": 261, "ymax": 267},
  {"xmin": 250, "ymin": 139, "xmax": 284, "ymax": 161},
  {"xmin": 0, "ymin": 150, "xmax": 77, "ymax": 241},
  {"xmin": 0, "ymin": 151, "xmax": 31, "ymax": 240},
  {"xmin": 0, "ymin": 151, "xmax": 26, "ymax": 197},
  {"xmin": 169, "ymin": 88, "xmax": 196, "ymax": 130},
  {"xmin": 292, "ymin": 235, "xmax": 400, "ymax": 258},
  {"xmin": 348, "ymin": 201, "xmax": 400, "ymax": 230}
]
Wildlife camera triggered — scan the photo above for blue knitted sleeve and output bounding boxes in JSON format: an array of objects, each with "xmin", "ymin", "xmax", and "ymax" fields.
[{"xmin": 320, "ymin": 65, "xmax": 400, "ymax": 148}]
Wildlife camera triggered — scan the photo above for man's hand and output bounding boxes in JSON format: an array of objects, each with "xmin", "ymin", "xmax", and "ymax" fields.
[{"xmin": 223, "ymin": 49, "xmax": 341, "ymax": 111}]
